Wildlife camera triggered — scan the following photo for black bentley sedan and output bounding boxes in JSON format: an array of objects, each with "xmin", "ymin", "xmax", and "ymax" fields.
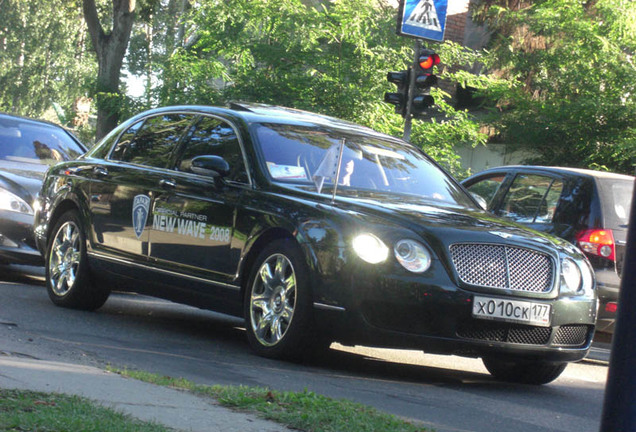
[
  {"xmin": 34, "ymin": 104, "xmax": 597, "ymax": 384},
  {"xmin": 0, "ymin": 112, "xmax": 86, "ymax": 265}
]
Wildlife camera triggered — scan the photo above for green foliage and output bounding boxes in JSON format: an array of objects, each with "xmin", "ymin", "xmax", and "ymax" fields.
[
  {"xmin": 0, "ymin": 389, "xmax": 169, "ymax": 431},
  {"xmin": 474, "ymin": 0, "xmax": 636, "ymax": 174},
  {"xmin": 0, "ymin": 0, "xmax": 96, "ymax": 118},
  {"xmin": 149, "ymin": 0, "xmax": 489, "ymax": 175},
  {"xmin": 115, "ymin": 368, "xmax": 431, "ymax": 432}
]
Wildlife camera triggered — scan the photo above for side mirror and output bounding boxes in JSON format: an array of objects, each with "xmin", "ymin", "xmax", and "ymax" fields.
[{"xmin": 190, "ymin": 155, "xmax": 230, "ymax": 178}]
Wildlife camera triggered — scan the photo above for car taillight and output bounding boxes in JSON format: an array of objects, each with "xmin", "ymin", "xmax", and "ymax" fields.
[{"xmin": 576, "ymin": 229, "xmax": 615, "ymax": 261}]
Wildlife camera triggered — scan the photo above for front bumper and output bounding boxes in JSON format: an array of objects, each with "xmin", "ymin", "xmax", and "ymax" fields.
[
  {"xmin": 0, "ymin": 210, "xmax": 43, "ymax": 265},
  {"xmin": 313, "ymin": 259, "xmax": 597, "ymax": 363}
]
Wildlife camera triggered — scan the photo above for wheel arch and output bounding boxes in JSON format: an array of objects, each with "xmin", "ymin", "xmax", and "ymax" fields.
[{"xmin": 238, "ymin": 227, "xmax": 318, "ymax": 305}]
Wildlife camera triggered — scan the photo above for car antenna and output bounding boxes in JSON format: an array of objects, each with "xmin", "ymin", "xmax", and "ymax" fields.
[{"xmin": 331, "ymin": 138, "xmax": 346, "ymax": 203}]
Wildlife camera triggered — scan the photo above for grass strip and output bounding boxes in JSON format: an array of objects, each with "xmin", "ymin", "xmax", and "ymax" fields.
[
  {"xmin": 113, "ymin": 368, "xmax": 432, "ymax": 432},
  {"xmin": 0, "ymin": 388, "xmax": 170, "ymax": 432}
]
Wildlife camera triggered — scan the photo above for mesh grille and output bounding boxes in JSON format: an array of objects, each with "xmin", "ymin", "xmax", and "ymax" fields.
[
  {"xmin": 450, "ymin": 244, "xmax": 554, "ymax": 292},
  {"xmin": 457, "ymin": 322, "xmax": 551, "ymax": 345},
  {"xmin": 553, "ymin": 325, "xmax": 590, "ymax": 346}
]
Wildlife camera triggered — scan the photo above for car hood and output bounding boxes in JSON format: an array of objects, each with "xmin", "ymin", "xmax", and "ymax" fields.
[
  {"xmin": 0, "ymin": 160, "xmax": 47, "ymax": 200},
  {"xmin": 321, "ymin": 190, "xmax": 577, "ymax": 256}
]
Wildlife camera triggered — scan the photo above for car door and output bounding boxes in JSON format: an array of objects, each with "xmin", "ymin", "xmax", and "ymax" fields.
[
  {"xmin": 148, "ymin": 114, "xmax": 251, "ymax": 288},
  {"xmin": 88, "ymin": 113, "xmax": 195, "ymax": 263}
]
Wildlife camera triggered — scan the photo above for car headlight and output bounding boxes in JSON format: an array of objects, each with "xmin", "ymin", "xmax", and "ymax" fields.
[
  {"xmin": 561, "ymin": 258, "xmax": 582, "ymax": 294},
  {"xmin": 0, "ymin": 188, "xmax": 34, "ymax": 215},
  {"xmin": 579, "ymin": 258, "xmax": 595, "ymax": 297},
  {"xmin": 352, "ymin": 233, "xmax": 389, "ymax": 264},
  {"xmin": 394, "ymin": 239, "xmax": 432, "ymax": 273}
]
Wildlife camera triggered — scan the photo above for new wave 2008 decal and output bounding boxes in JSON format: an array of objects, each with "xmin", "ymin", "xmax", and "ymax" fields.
[
  {"xmin": 153, "ymin": 206, "xmax": 231, "ymax": 244},
  {"xmin": 133, "ymin": 194, "xmax": 151, "ymax": 239}
]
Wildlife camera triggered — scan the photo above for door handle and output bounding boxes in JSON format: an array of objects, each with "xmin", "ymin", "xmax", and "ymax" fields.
[{"xmin": 159, "ymin": 178, "xmax": 177, "ymax": 189}]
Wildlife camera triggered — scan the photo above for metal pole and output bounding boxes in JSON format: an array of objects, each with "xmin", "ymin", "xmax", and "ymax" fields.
[
  {"xmin": 403, "ymin": 39, "xmax": 421, "ymax": 142},
  {"xmin": 600, "ymin": 180, "xmax": 636, "ymax": 431}
]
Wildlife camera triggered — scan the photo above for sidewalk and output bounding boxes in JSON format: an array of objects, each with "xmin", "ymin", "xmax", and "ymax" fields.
[{"xmin": 0, "ymin": 354, "xmax": 290, "ymax": 432}]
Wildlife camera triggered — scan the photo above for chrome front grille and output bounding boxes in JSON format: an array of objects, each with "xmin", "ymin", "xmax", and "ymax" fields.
[{"xmin": 449, "ymin": 243, "xmax": 554, "ymax": 292}]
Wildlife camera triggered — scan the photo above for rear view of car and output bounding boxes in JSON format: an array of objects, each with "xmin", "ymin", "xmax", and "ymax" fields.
[
  {"xmin": 0, "ymin": 113, "xmax": 86, "ymax": 265},
  {"xmin": 575, "ymin": 174, "xmax": 633, "ymax": 333}
]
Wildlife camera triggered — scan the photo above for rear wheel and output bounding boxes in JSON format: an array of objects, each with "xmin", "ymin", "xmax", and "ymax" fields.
[
  {"xmin": 46, "ymin": 210, "xmax": 110, "ymax": 311},
  {"xmin": 482, "ymin": 356, "xmax": 567, "ymax": 385},
  {"xmin": 244, "ymin": 240, "xmax": 314, "ymax": 360}
]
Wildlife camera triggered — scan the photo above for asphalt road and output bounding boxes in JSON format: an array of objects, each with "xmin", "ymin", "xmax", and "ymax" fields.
[{"xmin": 0, "ymin": 265, "xmax": 608, "ymax": 432}]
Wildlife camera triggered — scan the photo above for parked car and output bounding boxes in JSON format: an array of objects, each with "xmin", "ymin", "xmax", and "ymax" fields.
[
  {"xmin": 0, "ymin": 113, "xmax": 86, "ymax": 265},
  {"xmin": 35, "ymin": 105, "xmax": 597, "ymax": 384},
  {"xmin": 462, "ymin": 166, "xmax": 633, "ymax": 334}
]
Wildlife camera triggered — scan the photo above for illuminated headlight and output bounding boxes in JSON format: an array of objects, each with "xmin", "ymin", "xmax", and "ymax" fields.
[
  {"xmin": 394, "ymin": 239, "xmax": 432, "ymax": 273},
  {"xmin": 0, "ymin": 188, "xmax": 34, "ymax": 215},
  {"xmin": 352, "ymin": 233, "xmax": 389, "ymax": 264},
  {"xmin": 561, "ymin": 258, "xmax": 582, "ymax": 294}
]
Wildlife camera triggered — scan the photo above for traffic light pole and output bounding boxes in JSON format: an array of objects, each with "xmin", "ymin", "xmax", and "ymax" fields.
[{"xmin": 403, "ymin": 39, "xmax": 421, "ymax": 142}]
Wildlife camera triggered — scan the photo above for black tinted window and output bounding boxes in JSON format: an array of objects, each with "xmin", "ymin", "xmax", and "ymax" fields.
[
  {"xmin": 110, "ymin": 114, "xmax": 192, "ymax": 168},
  {"xmin": 177, "ymin": 116, "xmax": 248, "ymax": 183}
]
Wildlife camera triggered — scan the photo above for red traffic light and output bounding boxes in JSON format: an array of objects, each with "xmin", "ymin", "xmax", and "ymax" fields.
[{"xmin": 418, "ymin": 52, "xmax": 440, "ymax": 72}]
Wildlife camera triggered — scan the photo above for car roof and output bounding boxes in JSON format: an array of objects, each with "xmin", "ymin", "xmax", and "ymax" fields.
[
  {"xmin": 469, "ymin": 165, "xmax": 634, "ymax": 182},
  {"xmin": 132, "ymin": 103, "xmax": 399, "ymax": 142},
  {"xmin": 0, "ymin": 112, "xmax": 68, "ymax": 130}
]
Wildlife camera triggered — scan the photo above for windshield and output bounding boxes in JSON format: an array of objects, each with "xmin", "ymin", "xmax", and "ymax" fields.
[
  {"xmin": 253, "ymin": 123, "xmax": 475, "ymax": 207},
  {"xmin": 0, "ymin": 119, "xmax": 84, "ymax": 165}
]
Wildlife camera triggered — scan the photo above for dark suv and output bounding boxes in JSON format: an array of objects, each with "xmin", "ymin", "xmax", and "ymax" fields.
[{"xmin": 462, "ymin": 166, "xmax": 633, "ymax": 334}]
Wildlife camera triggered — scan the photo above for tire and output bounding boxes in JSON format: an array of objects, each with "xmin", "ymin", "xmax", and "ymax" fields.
[
  {"xmin": 244, "ymin": 239, "xmax": 314, "ymax": 360},
  {"xmin": 482, "ymin": 356, "xmax": 567, "ymax": 385},
  {"xmin": 45, "ymin": 210, "xmax": 110, "ymax": 311}
]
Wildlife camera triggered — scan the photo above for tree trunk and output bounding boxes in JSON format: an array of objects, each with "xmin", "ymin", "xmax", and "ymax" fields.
[{"xmin": 83, "ymin": 0, "xmax": 136, "ymax": 140}]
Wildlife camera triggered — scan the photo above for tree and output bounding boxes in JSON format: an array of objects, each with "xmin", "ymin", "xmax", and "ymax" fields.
[
  {"xmin": 473, "ymin": 0, "xmax": 636, "ymax": 173},
  {"xmin": 83, "ymin": 0, "xmax": 136, "ymax": 139},
  {"xmin": 153, "ymin": 0, "xmax": 489, "ymax": 176},
  {"xmin": 0, "ymin": 0, "xmax": 95, "ymax": 119}
]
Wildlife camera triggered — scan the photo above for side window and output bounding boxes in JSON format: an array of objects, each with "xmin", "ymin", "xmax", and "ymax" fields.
[
  {"xmin": 466, "ymin": 175, "xmax": 506, "ymax": 209},
  {"xmin": 110, "ymin": 114, "xmax": 193, "ymax": 168},
  {"xmin": 536, "ymin": 180, "xmax": 563, "ymax": 223},
  {"xmin": 110, "ymin": 121, "xmax": 143, "ymax": 161},
  {"xmin": 177, "ymin": 116, "xmax": 248, "ymax": 184},
  {"xmin": 499, "ymin": 174, "xmax": 563, "ymax": 223}
]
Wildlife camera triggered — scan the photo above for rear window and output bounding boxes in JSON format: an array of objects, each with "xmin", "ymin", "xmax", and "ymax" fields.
[
  {"xmin": 598, "ymin": 178, "xmax": 634, "ymax": 228},
  {"xmin": 0, "ymin": 118, "xmax": 84, "ymax": 165}
]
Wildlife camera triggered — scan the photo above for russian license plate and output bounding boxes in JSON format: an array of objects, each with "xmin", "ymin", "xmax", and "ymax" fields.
[{"xmin": 472, "ymin": 296, "xmax": 551, "ymax": 327}]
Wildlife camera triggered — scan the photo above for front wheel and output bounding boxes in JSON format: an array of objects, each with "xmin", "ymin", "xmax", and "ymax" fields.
[
  {"xmin": 46, "ymin": 210, "xmax": 110, "ymax": 311},
  {"xmin": 482, "ymin": 356, "xmax": 567, "ymax": 385},
  {"xmin": 244, "ymin": 240, "xmax": 314, "ymax": 360}
]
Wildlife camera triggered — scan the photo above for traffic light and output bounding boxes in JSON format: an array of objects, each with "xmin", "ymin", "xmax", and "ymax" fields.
[
  {"xmin": 411, "ymin": 49, "xmax": 440, "ymax": 117},
  {"xmin": 384, "ymin": 70, "xmax": 410, "ymax": 117}
]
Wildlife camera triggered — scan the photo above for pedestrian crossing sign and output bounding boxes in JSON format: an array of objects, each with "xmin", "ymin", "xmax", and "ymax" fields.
[{"xmin": 397, "ymin": 0, "xmax": 448, "ymax": 42}]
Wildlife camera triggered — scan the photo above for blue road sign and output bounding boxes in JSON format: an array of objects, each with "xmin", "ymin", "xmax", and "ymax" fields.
[{"xmin": 397, "ymin": 0, "xmax": 448, "ymax": 42}]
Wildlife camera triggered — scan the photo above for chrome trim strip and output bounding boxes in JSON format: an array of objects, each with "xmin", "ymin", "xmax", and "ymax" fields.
[
  {"xmin": 87, "ymin": 250, "xmax": 241, "ymax": 291},
  {"xmin": 313, "ymin": 302, "xmax": 346, "ymax": 312}
]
